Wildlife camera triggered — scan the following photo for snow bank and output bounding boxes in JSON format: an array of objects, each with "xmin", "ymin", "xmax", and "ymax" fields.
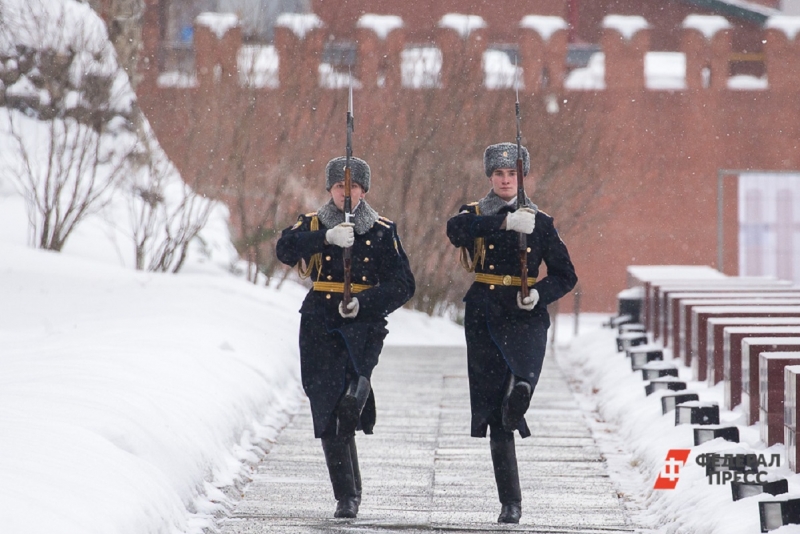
[
  {"xmin": 0, "ymin": 241, "xmax": 304, "ymax": 534},
  {"xmin": 556, "ymin": 316, "xmax": 800, "ymax": 534}
]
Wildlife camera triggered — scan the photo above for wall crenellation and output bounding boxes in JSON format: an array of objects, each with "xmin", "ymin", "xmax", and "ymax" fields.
[
  {"xmin": 140, "ymin": 13, "xmax": 800, "ymax": 95},
  {"xmin": 133, "ymin": 8, "xmax": 800, "ymax": 313}
]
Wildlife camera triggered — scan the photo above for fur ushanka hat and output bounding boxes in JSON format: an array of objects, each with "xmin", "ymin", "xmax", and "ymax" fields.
[
  {"xmin": 483, "ymin": 143, "xmax": 530, "ymax": 177},
  {"xmin": 325, "ymin": 156, "xmax": 371, "ymax": 192}
]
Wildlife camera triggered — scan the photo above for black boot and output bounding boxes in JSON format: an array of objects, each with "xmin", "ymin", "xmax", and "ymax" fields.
[
  {"xmin": 490, "ymin": 436, "xmax": 522, "ymax": 524},
  {"xmin": 349, "ymin": 437, "xmax": 362, "ymax": 507},
  {"xmin": 321, "ymin": 436, "xmax": 360, "ymax": 518},
  {"xmin": 336, "ymin": 375, "xmax": 371, "ymax": 436},
  {"xmin": 501, "ymin": 375, "xmax": 532, "ymax": 433}
]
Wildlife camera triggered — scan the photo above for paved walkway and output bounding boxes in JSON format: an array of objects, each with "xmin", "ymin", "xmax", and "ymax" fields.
[{"xmin": 220, "ymin": 346, "xmax": 637, "ymax": 533}]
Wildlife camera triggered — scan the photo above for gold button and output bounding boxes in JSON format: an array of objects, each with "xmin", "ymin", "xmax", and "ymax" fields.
[
  {"xmin": 489, "ymin": 285, "xmax": 495, "ymax": 290},
  {"xmin": 366, "ymin": 240, "xmax": 371, "ymax": 246},
  {"xmin": 362, "ymin": 276, "xmax": 367, "ymax": 281},
  {"xmin": 325, "ymin": 255, "xmax": 331, "ymax": 261},
  {"xmin": 364, "ymin": 257, "xmax": 370, "ymax": 262},
  {"xmin": 326, "ymin": 294, "xmax": 331, "ymax": 299},
  {"xmin": 502, "ymin": 275, "xmax": 513, "ymax": 286},
  {"xmin": 489, "ymin": 265, "xmax": 495, "ymax": 270},
  {"xmin": 327, "ymin": 275, "xmax": 332, "ymax": 280},
  {"xmin": 526, "ymin": 247, "xmax": 531, "ymax": 253},
  {"xmin": 488, "ymin": 244, "xmax": 494, "ymax": 250}
]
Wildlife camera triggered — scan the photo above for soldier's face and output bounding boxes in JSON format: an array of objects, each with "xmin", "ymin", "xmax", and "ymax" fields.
[
  {"xmin": 330, "ymin": 181, "xmax": 365, "ymax": 211},
  {"xmin": 490, "ymin": 168, "xmax": 521, "ymax": 201}
]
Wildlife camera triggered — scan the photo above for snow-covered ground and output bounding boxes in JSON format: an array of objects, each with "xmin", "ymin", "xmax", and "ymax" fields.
[
  {"xmin": 0, "ymin": 186, "xmax": 465, "ymax": 534},
  {"xmin": 555, "ymin": 315, "xmax": 800, "ymax": 533}
]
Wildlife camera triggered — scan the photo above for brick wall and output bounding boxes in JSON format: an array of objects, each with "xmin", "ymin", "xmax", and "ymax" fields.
[{"xmin": 135, "ymin": 8, "xmax": 800, "ymax": 312}]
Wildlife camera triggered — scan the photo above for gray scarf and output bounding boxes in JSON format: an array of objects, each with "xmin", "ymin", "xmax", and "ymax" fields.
[
  {"xmin": 317, "ymin": 199, "xmax": 380, "ymax": 235},
  {"xmin": 477, "ymin": 190, "xmax": 538, "ymax": 216}
]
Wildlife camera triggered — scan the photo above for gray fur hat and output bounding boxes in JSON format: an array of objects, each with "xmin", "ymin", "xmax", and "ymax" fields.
[
  {"xmin": 483, "ymin": 142, "xmax": 530, "ymax": 177},
  {"xmin": 325, "ymin": 156, "xmax": 371, "ymax": 192}
]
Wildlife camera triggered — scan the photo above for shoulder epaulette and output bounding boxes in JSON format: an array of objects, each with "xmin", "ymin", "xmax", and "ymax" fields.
[
  {"xmin": 376, "ymin": 219, "xmax": 391, "ymax": 228},
  {"xmin": 538, "ymin": 210, "xmax": 550, "ymax": 217},
  {"xmin": 467, "ymin": 201, "xmax": 479, "ymax": 206},
  {"xmin": 379, "ymin": 216, "xmax": 394, "ymax": 224},
  {"xmin": 304, "ymin": 211, "xmax": 317, "ymax": 217}
]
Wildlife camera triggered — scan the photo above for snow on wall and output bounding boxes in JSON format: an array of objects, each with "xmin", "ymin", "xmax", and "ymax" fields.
[
  {"xmin": 766, "ymin": 15, "xmax": 800, "ymax": 40},
  {"xmin": 318, "ymin": 64, "xmax": 362, "ymax": 89},
  {"xmin": 483, "ymin": 49, "xmax": 522, "ymax": 90},
  {"xmin": 438, "ymin": 13, "xmax": 486, "ymax": 38},
  {"xmin": 157, "ymin": 71, "xmax": 199, "ymax": 88},
  {"xmin": 602, "ymin": 15, "xmax": 650, "ymax": 40},
  {"xmin": 401, "ymin": 47, "xmax": 442, "ymax": 88},
  {"xmin": 564, "ymin": 53, "xmax": 606, "ymax": 90},
  {"xmin": 519, "ymin": 15, "xmax": 568, "ymax": 41},
  {"xmin": 275, "ymin": 13, "xmax": 324, "ymax": 39},
  {"xmin": 728, "ymin": 74, "xmax": 768, "ymax": 90},
  {"xmin": 238, "ymin": 45, "xmax": 279, "ymax": 89},
  {"xmin": 565, "ymin": 51, "xmax": 768, "ymax": 92},
  {"xmin": 356, "ymin": 14, "xmax": 403, "ymax": 40},
  {"xmin": 195, "ymin": 12, "xmax": 239, "ymax": 39},
  {"xmin": 682, "ymin": 15, "xmax": 732, "ymax": 40},
  {"xmin": 645, "ymin": 52, "xmax": 686, "ymax": 90}
]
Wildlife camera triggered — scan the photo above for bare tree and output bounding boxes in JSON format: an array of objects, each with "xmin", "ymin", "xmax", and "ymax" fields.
[
  {"xmin": 6, "ymin": 112, "xmax": 130, "ymax": 251},
  {"xmin": 359, "ymin": 46, "xmax": 605, "ymax": 316},
  {"xmin": 148, "ymin": 27, "xmax": 608, "ymax": 312},
  {"xmin": 120, "ymin": 117, "xmax": 219, "ymax": 273},
  {"xmin": 1, "ymin": 0, "xmax": 138, "ymax": 252}
]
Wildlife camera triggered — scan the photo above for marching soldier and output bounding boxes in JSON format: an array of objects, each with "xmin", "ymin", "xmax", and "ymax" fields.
[
  {"xmin": 446, "ymin": 142, "xmax": 577, "ymax": 524},
  {"xmin": 276, "ymin": 156, "xmax": 415, "ymax": 519}
]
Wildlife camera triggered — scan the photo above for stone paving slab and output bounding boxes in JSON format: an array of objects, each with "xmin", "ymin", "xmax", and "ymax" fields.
[{"xmin": 220, "ymin": 346, "xmax": 637, "ymax": 534}]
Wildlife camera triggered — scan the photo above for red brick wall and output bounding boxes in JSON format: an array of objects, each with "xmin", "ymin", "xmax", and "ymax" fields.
[
  {"xmin": 311, "ymin": 0, "xmax": 565, "ymax": 42},
  {"xmin": 135, "ymin": 6, "xmax": 800, "ymax": 312}
]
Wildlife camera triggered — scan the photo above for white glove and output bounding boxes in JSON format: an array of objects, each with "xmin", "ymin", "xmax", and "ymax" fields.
[
  {"xmin": 325, "ymin": 222, "xmax": 354, "ymax": 248},
  {"xmin": 516, "ymin": 288, "xmax": 539, "ymax": 311},
  {"xmin": 339, "ymin": 297, "xmax": 359, "ymax": 318},
  {"xmin": 505, "ymin": 208, "xmax": 536, "ymax": 234}
]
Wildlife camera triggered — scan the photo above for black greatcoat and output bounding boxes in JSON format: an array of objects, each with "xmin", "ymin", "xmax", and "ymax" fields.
[
  {"xmin": 276, "ymin": 209, "xmax": 415, "ymax": 438},
  {"xmin": 447, "ymin": 199, "xmax": 577, "ymax": 438}
]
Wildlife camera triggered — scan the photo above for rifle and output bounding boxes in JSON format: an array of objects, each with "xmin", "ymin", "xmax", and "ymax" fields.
[
  {"xmin": 514, "ymin": 62, "xmax": 528, "ymax": 296},
  {"xmin": 342, "ymin": 71, "xmax": 354, "ymax": 306}
]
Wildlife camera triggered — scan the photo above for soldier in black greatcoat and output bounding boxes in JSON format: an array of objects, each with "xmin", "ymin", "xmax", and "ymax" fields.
[
  {"xmin": 446, "ymin": 143, "xmax": 577, "ymax": 524},
  {"xmin": 276, "ymin": 156, "xmax": 415, "ymax": 519}
]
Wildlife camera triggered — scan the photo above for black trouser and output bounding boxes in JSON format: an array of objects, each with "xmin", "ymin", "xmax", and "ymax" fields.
[
  {"xmin": 321, "ymin": 418, "xmax": 361, "ymax": 502},
  {"xmin": 489, "ymin": 424, "xmax": 521, "ymax": 505}
]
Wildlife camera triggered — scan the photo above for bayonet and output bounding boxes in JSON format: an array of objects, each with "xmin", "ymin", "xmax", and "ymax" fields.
[
  {"xmin": 343, "ymin": 70, "xmax": 354, "ymax": 305},
  {"xmin": 514, "ymin": 59, "xmax": 529, "ymax": 294}
]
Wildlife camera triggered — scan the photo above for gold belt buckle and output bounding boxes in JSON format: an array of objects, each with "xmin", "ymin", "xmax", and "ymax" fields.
[{"xmin": 502, "ymin": 275, "xmax": 513, "ymax": 286}]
